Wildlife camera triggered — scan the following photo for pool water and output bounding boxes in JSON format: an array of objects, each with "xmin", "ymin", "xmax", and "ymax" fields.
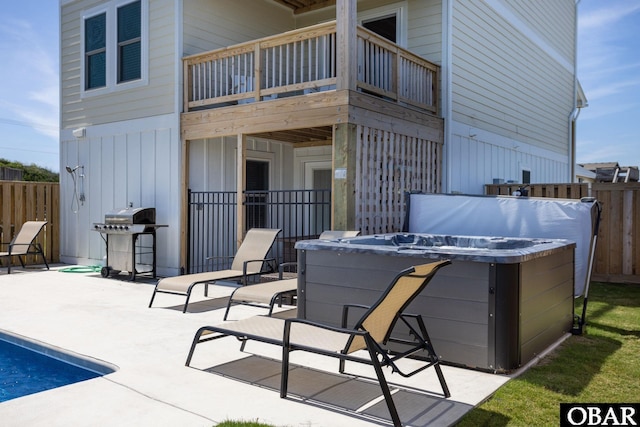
[{"xmin": 0, "ymin": 338, "xmax": 103, "ymax": 402}]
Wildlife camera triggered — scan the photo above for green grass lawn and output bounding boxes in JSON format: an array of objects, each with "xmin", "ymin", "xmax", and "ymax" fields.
[
  {"xmin": 217, "ymin": 281, "xmax": 640, "ymax": 427},
  {"xmin": 456, "ymin": 281, "xmax": 640, "ymax": 426}
]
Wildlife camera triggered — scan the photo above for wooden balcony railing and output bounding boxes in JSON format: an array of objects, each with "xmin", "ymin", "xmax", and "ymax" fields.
[{"xmin": 183, "ymin": 21, "xmax": 439, "ymax": 114}]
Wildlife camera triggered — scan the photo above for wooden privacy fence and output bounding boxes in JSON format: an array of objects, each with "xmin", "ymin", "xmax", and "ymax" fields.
[
  {"xmin": 486, "ymin": 182, "xmax": 640, "ymax": 284},
  {"xmin": 0, "ymin": 181, "xmax": 59, "ymax": 268}
]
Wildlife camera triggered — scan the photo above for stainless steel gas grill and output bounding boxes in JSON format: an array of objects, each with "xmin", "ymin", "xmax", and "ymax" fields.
[{"xmin": 92, "ymin": 206, "xmax": 167, "ymax": 281}]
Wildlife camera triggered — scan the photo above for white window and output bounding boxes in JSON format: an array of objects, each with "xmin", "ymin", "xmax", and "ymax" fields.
[
  {"xmin": 358, "ymin": 2, "xmax": 407, "ymax": 47},
  {"xmin": 82, "ymin": 0, "xmax": 148, "ymax": 96}
]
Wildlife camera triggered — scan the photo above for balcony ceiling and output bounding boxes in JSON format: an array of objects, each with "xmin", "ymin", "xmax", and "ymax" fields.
[
  {"xmin": 271, "ymin": 0, "xmax": 336, "ymax": 14},
  {"xmin": 252, "ymin": 126, "xmax": 333, "ymax": 144}
]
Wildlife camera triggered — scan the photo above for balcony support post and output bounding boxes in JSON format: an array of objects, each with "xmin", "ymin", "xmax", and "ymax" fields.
[
  {"xmin": 336, "ymin": 0, "xmax": 356, "ymax": 91},
  {"xmin": 236, "ymin": 133, "xmax": 247, "ymax": 246},
  {"xmin": 332, "ymin": 123, "xmax": 357, "ymax": 230}
]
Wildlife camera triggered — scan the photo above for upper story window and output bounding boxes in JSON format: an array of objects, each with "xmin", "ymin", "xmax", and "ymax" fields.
[
  {"xmin": 359, "ymin": 2, "xmax": 407, "ymax": 47},
  {"xmin": 85, "ymin": 13, "xmax": 107, "ymax": 89},
  {"xmin": 117, "ymin": 1, "xmax": 141, "ymax": 83},
  {"xmin": 82, "ymin": 0, "xmax": 147, "ymax": 96}
]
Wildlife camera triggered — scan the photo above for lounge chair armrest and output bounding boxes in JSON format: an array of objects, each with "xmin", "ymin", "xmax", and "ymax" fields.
[
  {"xmin": 341, "ymin": 304, "xmax": 370, "ymax": 328},
  {"xmin": 242, "ymin": 258, "xmax": 276, "ymax": 276},
  {"xmin": 278, "ymin": 262, "xmax": 297, "ymax": 279},
  {"xmin": 283, "ymin": 318, "xmax": 367, "ymax": 344}
]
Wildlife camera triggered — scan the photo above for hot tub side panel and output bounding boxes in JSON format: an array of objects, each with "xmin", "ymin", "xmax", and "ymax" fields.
[
  {"xmin": 297, "ymin": 249, "xmax": 496, "ymax": 370},
  {"xmin": 518, "ymin": 247, "xmax": 574, "ymax": 364}
]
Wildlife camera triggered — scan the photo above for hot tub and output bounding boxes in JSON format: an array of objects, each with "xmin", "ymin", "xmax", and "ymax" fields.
[{"xmin": 295, "ymin": 233, "xmax": 576, "ymax": 372}]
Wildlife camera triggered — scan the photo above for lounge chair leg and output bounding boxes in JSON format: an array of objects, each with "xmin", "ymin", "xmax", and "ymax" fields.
[
  {"xmin": 185, "ymin": 328, "xmax": 205, "ymax": 366},
  {"xmin": 416, "ymin": 315, "xmax": 450, "ymax": 398},
  {"xmin": 365, "ymin": 335, "xmax": 402, "ymax": 427},
  {"xmin": 223, "ymin": 302, "xmax": 232, "ymax": 320},
  {"xmin": 182, "ymin": 293, "xmax": 192, "ymax": 313},
  {"xmin": 148, "ymin": 288, "xmax": 157, "ymax": 308},
  {"xmin": 435, "ymin": 363, "xmax": 451, "ymax": 398},
  {"xmin": 280, "ymin": 322, "xmax": 291, "ymax": 398},
  {"xmin": 37, "ymin": 244, "xmax": 49, "ymax": 270}
]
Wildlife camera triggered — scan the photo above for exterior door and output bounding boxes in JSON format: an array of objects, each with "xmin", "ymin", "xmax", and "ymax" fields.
[
  {"xmin": 246, "ymin": 160, "xmax": 269, "ymax": 229},
  {"xmin": 305, "ymin": 161, "xmax": 331, "ymax": 235}
]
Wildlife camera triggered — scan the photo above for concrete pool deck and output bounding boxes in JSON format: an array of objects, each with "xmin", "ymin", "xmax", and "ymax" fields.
[{"xmin": 0, "ymin": 265, "xmax": 525, "ymax": 426}]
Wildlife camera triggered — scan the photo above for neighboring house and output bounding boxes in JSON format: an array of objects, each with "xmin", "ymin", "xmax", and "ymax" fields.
[
  {"xmin": 580, "ymin": 162, "xmax": 640, "ymax": 183},
  {"xmin": 59, "ymin": 0, "xmax": 583, "ymax": 276},
  {"xmin": 575, "ymin": 164, "xmax": 596, "ymax": 184}
]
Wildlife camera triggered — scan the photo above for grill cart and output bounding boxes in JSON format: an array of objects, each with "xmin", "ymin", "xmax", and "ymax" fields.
[{"xmin": 92, "ymin": 206, "xmax": 167, "ymax": 281}]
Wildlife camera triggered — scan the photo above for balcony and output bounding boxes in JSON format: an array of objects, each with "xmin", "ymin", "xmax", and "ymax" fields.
[{"xmin": 183, "ymin": 21, "xmax": 439, "ymax": 115}]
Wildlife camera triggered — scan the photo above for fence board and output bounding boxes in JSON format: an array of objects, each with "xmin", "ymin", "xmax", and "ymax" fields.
[
  {"xmin": 485, "ymin": 182, "xmax": 640, "ymax": 283},
  {"xmin": 0, "ymin": 181, "xmax": 60, "ymax": 268}
]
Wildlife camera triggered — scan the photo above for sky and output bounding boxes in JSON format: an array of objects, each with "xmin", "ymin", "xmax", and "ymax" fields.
[{"xmin": 0, "ymin": 1, "xmax": 638, "ymax": 174}]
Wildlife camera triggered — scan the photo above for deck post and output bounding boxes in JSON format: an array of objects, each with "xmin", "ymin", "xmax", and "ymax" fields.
[
  {"xmin": 332, "ymin": 123, "xmax": 357, "ymax": 230},
  {"xmin": 237, "ymin": 133, "xmax": 246, "ymax": 247},
  {"xmin": 336, "ymin": 0, "xmax": 356, "ymax": 91}
]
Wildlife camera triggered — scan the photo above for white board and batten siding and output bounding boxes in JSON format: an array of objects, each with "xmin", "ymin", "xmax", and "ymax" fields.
[
  {"xmin": 60, "ymin": 115, "xmax": 181, "ymax": 277},
  {"xmin": 188, "ymin": 137, "xmax": 298, "ymax": 192},
  {"xmin": 448, "ymin": 0, "xmax": 576, "ymax": 194},
  {"xmin": 448, "ymin": 122, "xmax": 569, "ymax": 195}
]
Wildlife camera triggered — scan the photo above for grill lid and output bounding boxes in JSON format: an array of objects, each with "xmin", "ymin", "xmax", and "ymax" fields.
[{"xmin": 104, "ymin": 207, "xmax": 155, "ymax": 224}]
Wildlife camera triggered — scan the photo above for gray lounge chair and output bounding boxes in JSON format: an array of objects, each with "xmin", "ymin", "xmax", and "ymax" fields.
[
  {"xmin": 148, "ymin": 228, "xmax": 281, "ymax": 313},
  {"xmin": 0, "ymin": 221, "xmax": 49, "ymax": 274},
  {"xmin": 223, "ymin": 230, "xmax": 361, "ymax": 320},
  {"xmin": 186, "ymin": 260, "xmax": 451, "ymax": 427}
]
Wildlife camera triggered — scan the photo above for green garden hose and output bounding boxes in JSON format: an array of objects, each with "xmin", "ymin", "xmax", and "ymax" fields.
[{"xmin": 58, "ymin": 265, "xmax": 102, "ymax": 273}]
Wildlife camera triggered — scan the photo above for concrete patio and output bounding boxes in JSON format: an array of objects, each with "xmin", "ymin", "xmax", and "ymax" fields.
[{"xmin": 0, "ymin": 265, "xmax": 520, "ymax": 426}]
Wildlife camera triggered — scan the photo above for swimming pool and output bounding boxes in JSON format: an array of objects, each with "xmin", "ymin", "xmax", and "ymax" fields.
[{"xmin": 0, "ymin": 330, "xmax": 116, "ymax": 402}]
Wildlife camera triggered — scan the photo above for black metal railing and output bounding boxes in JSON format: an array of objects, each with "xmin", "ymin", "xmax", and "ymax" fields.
[
  {"xmin": 187, "ymin": 190, "xmax": 237, "ymax": 273},
  {"xmin": 187, "ymin": 189, "xmax": 331, "ymax": 273}
]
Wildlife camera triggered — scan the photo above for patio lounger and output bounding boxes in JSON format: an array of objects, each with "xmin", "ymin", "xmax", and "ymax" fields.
[
  {"xmin": 0, "ymin": 221, "xmax": 49, "ymax": 274},
  {"xmin": 223, "ymin": 230, "xmax": 361, "ymax": 320},
  {"xmin": 186, "ymin": 260, "xmax": 451, "ymax": 427},
  {"xmin": 223, "ymin": 278, "xmax": 297, "ymax": 319},
  {"xmin": 148, "ymin": 228, "xmax": 281, "ymax": 313}
]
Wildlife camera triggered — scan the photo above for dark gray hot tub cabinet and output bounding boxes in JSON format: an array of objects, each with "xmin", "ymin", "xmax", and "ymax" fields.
[{"xmin": 295, "ymin": 235, "xmax": 575, "ymax": 373}]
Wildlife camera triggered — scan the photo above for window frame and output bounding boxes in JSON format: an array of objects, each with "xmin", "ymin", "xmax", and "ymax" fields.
[
  {"xmin": 358, "ymin": 1, "xmax": 408, "ymax": 48},
  {"xmin": 117, "ymin": 0, "xmax": 142, "ymax": 83},
  {"xmin": 84, "ymin": 12, "xmax": 107, "ymax": 90},
  {"xmin": 521, "ymin": 166, "xmax": 532, "ymax": 185},
  {"xmin": 81, "ymin": 0, "xmax": 148, "ymax": 98}
]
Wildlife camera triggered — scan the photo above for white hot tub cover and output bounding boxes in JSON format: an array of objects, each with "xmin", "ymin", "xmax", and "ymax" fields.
[{"xmin": 407, "ymin": 193, "xmax": 598, "ymax": 297}]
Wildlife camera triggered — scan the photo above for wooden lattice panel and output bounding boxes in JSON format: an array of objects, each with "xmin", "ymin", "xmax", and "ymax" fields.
[{"xmin": 355, "ymin": 125, "xmax": 442, "ymax": 234}]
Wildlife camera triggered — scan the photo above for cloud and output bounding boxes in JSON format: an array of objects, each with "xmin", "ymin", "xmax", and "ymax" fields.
[
  {"xmin": 579, "ymin": 2, "xmax": 640, "ymax": 31},
  {"xmin": 585, "ymin": 77, "xmax": 640, "ymax": 101},
  {"xmin": 0, "ymin": 17, "xmax": 59, "ymax": 140}
]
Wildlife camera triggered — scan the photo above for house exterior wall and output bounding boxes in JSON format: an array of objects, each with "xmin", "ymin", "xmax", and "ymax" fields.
[
  {"xmin": 446, "ymin": 0, "xmax": 576, "ymax": 193},
  {"xmin": 406, "ymin": 0, "xmax": 442, "ymax": 63},
  {"xmin": 188, "ymin": 137, "xmax": 297, "ymax": 192},
  {"xmin": 61, "ymin": 0, "xmax": 177, "ymax": 128},
  {"xmin": 60, "ymin": 0, "xmax": 182, "ymax": 275},
  {"xmin": 60, "ymin": 115, "xmax": 181, "ymax": 277},
  {"xmin": 183, "ymin": 0, "xmax": 295, "ymax": 56},
  {"xmin": 58, "ymin": 0, "xmax": 579, "ymax": 271}
]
